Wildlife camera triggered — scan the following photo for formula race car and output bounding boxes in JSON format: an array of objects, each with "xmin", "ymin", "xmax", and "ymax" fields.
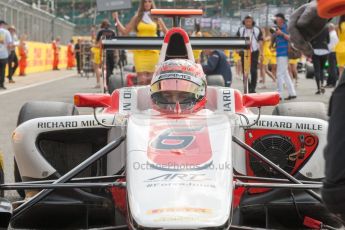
[{"xmin": 0, "ymin": 9, "xmax": 340, "ymax": 230}]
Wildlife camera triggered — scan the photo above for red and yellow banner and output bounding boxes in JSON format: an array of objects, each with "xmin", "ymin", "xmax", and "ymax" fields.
[
  {"xmin": 8, "ymin": 41, "xmax": 68, "ymax": 76},
  {"xmin": 24, "ymin": 41, "xmax": 68, "ymax": 74}
]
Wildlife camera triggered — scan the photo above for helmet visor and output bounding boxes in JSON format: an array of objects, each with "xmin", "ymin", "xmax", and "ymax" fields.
[{"xmin": 151, "ymin": 79, "xmax": 204, "ymax": 112}]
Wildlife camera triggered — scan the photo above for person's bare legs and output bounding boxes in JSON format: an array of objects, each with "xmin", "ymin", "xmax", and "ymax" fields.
[
  {"xmin": 265, "ymin": 64, "xmax": 275, "ymax": 82},
  {"xmin": 288, "ymin": 63, "xmax": 294, "ymax": 82},
  {"xmin": 236, "ymin": 60, "xmax": 242, "ymax": 79},
  {"xmin": 290, "ymin": 63, "xmax": 298, "ymax": 86},
  {"xmin": 259, "ymin": 60, "xmax": 265, "ymax": 85}
]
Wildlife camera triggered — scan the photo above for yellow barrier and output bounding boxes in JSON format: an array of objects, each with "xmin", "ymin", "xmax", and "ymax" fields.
[
  {"xmin": 8, "ymin": 41, "xmax": 68, "ymax": 76},
  {"xmin": 24, "ymin": 41, "xmax": 68, "ymax": 74}
]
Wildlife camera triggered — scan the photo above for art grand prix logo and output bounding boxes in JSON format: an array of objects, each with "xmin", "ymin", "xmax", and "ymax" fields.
[
  {"xmin": 144, "ymin": 173, "xmax": 216, "ymax": 189},
  {"xmin": 147, "ymin": 124, "xmax": 213, "ymax": 170}
]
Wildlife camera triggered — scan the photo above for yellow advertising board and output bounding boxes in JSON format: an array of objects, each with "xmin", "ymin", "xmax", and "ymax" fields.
[
  {"xmin": 9, "ymin": 41, "xmax": 68, "ymax": 76},
  {"xmin": 24, "ymin": 41, "xmax": 68, "ymax": 74}
]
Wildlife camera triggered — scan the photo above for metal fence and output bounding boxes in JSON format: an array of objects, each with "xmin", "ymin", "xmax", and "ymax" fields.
[{"xmin": 0, "ymin": 0, "xmax": 75, "ymax": 44}]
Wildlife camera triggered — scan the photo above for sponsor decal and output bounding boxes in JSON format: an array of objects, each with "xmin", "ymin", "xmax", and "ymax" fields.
[
  {"xmin": 145, "ymin": 173, "xmax": 212, "ymax": 182},
  {"xmin": 145, "ymin": 181, "xmax": 216, "ymax": 189},
  {"xmin": 218, "ymin": 89, "xmax": 235, "ymax": 112},
  {"xmin": 81, "ymin": 120, "xmax": 100, "ymax": 127},
  {"xmin": 144, "ymin": 173, "xmax": 216, "ymax": 189},
  {"xmin": 156, "ymin": 61, "xmax": 204, "ymax": 77},
  {"xmin": 147, "ymin": 207, "xmax": 212, "ymax": 215},
  {"xmin": 295, "ymin": 123, "xmax": 323, "ymax": 131},
  {"xmin": 153, "ymin": 216, "xmax": 211, "ymax": 222},
  {"xmin": 37, "ymin": 119, "xmax": 107, "ymax": 129},
  {"xmin": 156, "ymin": 73, "xmax": 203, "ymax": 85},
  {"xmin": 121, "ymin": 88, "xmax": 132, "ymax": 111},
  {"xmin": 222, "ymin": 89, "xmax": 233, "ymax": 112},
  {"xmin": 256, "ymin": 120, "xmax": 323, "ymax": 131}
]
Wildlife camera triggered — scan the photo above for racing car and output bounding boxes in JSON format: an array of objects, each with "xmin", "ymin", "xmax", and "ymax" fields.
[{"xmin": 0, "ymin": 9, "xmax": 339, "ymax": 230}]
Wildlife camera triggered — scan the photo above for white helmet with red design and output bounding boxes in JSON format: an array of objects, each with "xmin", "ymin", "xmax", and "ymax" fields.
[{"xmin": 150, "ymin": 59, "xmax": 207, "ymax": 114}]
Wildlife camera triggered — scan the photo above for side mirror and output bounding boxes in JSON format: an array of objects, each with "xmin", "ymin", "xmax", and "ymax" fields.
[
  {"xmin": 242, "ymin": 92, "xmax": 280, "ymax": 108},
  {"xmin": 74, "ymin": 93, "xmax": 112, "ymax": 108}
]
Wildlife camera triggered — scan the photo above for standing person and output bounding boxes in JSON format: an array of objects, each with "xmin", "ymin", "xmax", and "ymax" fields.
[
  {"xmin": 96, "ymin": 19, "xmax": 116, "ymax": 87},
  {"xmin": 258, "ymin": 28, "xmax": 266, "ymax": 88},
  {"xmin": 66, "ymin": 39, "xmax": 74, "ymax": 70},
  {"xmin": 236, "ymin": 15, "xmax": 263, "ymax": 93},
  {"xmin": 192, "ymin": 23, "xmax": 203, "ymax": 63},
  {"xmin": 7, "ymin": 25, "xmax": 18, "ymax": 83},
  {"xmin": 74, "ymin": 38, "xmax": 81, "ymax": 74},
  {"xmin": 268, "ymin": 44, "xmax": 277, "ymax": 81},
  {"xmin": 311, "ymin": 27, "xmax": 330, "ymax": 94},
  {"xmin": 113, "ymin": 0, "xmax": 168, "ymax": 85},
  {"xmin": 18, "ymin": 34, "xmax": 28, "ymax": 76},
  {"xmin": 52, "ymin": 37, "xmax": 61, "ymax": 70},
  {"xmin": 0, "ymin": 20, "xmax": 12, "ymax": 90},
  {"xmin": 335, "ymin": 15, "xmax": 345, "ymax": 81},
  {"xmin": 91, "ymin": 41, "xmax": 101, "ymax": 88},
  {"xmin": 202, "ymin": 49, "xmax": 232, "ymax": 87},
  {"xmin": 272, "ymin": 13, "xmax": 297, "ymax": 100},
  {"xmin": 260, "ymin": 28, "xmax": 276, "ymax": 88},
  {"xmin": 326, "ymin": 23, "xmax": 339, "ymax": 87}
]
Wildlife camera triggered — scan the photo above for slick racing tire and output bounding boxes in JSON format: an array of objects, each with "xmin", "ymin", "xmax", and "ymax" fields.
[
  {"xmin": 108, "ymin": 74, "xmax": 125, "ymax": 95},
  {"xmin": 206, "ymin": 74, "xmax": 225, "ymax": 87},
  {"xmin": 305, "ymin": 62, "xmax": 314, "ymax": 79},
  {"xmin": 15, "ymin": 101, "xmax": 79, "ymax": 198},
  {"xmin": 272, "ymin": 102, "xmax": 328, "ymax": 121}
]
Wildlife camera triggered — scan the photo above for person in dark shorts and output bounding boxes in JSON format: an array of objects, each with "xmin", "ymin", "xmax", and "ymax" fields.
[{"xmin": 96, "ymin": 19, "xmax": 116, "ymax": 87}]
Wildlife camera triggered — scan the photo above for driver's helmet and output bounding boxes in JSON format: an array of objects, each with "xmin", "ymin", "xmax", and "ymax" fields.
[{"xmin": 150, "ymin": 59, "xmax": 207, "ymax": 114}]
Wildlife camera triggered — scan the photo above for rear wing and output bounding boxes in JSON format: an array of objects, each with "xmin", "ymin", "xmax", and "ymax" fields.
[{"xmin": 102, "ymin": 37, "xmax": 250, "ymax": 50}]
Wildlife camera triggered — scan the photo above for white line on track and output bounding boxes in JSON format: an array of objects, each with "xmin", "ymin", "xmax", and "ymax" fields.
[{"xmin": 0, "ymin": 73, "xmax": 76, "ymax": 96}]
